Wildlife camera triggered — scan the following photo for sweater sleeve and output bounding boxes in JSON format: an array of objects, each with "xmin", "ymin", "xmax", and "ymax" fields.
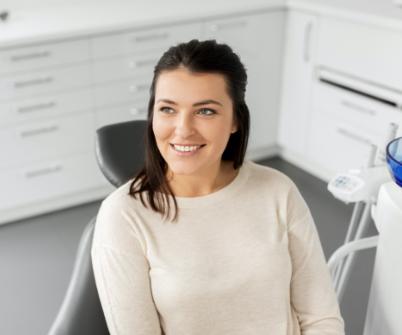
[
  {"xmin": 91, "ymin": 197, "xmax": 162, "ymax": 335},
  {"xmin": 286, "ymin": 183, "xmax": 345, "ymax": 335}
]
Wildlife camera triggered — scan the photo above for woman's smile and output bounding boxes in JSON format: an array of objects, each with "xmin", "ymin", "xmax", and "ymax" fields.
[{"xmin": 170, "ymin": 144, "xmax": 206, "ymax": 156}]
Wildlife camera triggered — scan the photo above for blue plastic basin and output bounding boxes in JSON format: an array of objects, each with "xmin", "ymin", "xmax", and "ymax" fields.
[{"xmin": 387, "ymin": 137, "xmax": 402, "ymax": 187}]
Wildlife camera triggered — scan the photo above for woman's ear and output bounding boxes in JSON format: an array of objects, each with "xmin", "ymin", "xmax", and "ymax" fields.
[{"xmin": 231, "ymin": 119, "xmax": 238, "ymax": 134}]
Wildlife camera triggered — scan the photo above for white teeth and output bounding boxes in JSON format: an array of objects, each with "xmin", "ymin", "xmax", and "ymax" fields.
[{"xmin": 173, "ymin": 145, "xmax": 201, "ymax": 152}]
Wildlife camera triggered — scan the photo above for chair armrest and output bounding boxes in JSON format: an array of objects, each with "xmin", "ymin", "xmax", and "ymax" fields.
[{"xmin": 328, "ymin": 235, "xmax": 379, "ymax": 276}]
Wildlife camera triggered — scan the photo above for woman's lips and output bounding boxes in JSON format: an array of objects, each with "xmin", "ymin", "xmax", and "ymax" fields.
[{"xmin": 170, "ymin": 144, "xmax": 206, "ymax": 156}]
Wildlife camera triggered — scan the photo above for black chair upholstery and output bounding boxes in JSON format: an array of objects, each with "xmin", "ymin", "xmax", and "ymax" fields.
[
  {"xmin": 48, "ymin": 120, "xmax": 147, "ymax": 335},
  {"xmin": 48, "ymin": 217, "xmax": 109, "ymax": 335},
  {"xmin": 95, "ymin": 120, "xmax": 147, "ymax": 187}
]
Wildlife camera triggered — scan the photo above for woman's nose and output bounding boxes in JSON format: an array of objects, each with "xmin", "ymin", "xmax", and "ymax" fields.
[{"xmin": 174, "ymin": 113, "xmax": 195, "ymax": 137}]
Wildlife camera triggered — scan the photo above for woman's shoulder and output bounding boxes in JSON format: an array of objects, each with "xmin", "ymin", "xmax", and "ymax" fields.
[
  {"xmin": 99, "ymin": 178, "xmax": 143, "ymax": 214},
  {"xmin": 245, "ymin": 160, "xmax": 296, "ymax": 191}
]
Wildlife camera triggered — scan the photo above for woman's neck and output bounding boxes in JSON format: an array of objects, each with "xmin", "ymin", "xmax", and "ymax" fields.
[{"xmin": 167, "ymin": 161, "xmax": 238, "ymax": 197}]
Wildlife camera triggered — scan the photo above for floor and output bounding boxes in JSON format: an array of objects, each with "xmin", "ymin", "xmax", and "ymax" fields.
[{"xmin": 0, "ymin": 156, "xmax": 377, "ymax": 335}]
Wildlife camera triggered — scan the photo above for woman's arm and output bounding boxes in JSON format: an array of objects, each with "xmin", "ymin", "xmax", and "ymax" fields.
[
  {"xmin": 91, "ymin": 196, "xmax": 162, "ymax": 335},
  {"xmin": 287, "ymin": 184, "xmax": 345, "ymax": 335}
]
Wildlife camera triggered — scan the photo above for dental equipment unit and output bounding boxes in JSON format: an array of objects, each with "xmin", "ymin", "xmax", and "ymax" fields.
[{"xmin": 327, "ymin": 123, "xmax": 402, "ymax": 334}]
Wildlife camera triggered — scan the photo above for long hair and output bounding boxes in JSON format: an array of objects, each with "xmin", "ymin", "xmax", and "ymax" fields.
[{"xmin": 129, "ymin": 39, "xmax": 250, "ymax": 222}]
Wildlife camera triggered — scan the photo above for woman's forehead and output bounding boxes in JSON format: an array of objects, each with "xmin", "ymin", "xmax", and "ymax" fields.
[{"xmin": 155, "ymin": 68, "xmax": 230, "ymax": 100}]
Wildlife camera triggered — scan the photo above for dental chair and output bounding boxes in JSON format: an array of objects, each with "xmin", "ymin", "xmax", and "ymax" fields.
[{"xmin": 48, "ymin": 120, "xmax": 147, "ymax": 335}]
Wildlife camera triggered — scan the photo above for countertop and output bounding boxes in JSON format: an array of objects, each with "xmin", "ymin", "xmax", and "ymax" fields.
[
  {"xmin": 0, "ymin": 0, "xmax": 284, "ymax": 48},
  {"xmin": 1, "ymin": 0, "xmax": 402, "ymax": 48}
]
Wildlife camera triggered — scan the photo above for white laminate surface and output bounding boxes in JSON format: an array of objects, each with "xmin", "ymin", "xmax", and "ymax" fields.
[
  {"xmin": 288, "ymin": 0, "xmax": 402, "ymax": 29},
  {"xmin": 2, "ymin": 0, "xmax": 402, "ymax": 49},
  {"xmin": 0, "ymin": 0, "xmax": 284, "ymax": 48}
]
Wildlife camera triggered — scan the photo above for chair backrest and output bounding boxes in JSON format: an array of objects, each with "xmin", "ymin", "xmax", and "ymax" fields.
[
  {"xmin": 48, "ymin": 218, "xmax": 109, "ymax": 335},
  {"xmin": 48, "ymin": 120, "xmax": 147, "ymax": 335},
  {"xmin": 95, "ymin": 120, "xmax": 147, "ymax": 187}
]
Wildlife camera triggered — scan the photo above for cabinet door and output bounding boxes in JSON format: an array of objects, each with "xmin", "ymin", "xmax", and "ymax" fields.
[
  {"xmin": 203, "ymin": 11, "xmax": 285, "ymax": 153},
  {"xmin": 278, "ymin": 10, "xmax": 317, "ymax": 156},
  {"xmin": 317, "ymin": 17, "xmax": 402, "ymax": 91}
]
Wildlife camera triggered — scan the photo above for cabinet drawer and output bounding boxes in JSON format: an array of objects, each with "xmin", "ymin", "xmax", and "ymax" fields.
[
  {"xmin": 204, "ymin": 11, "xmax": 284, "ymax": 55},
  {"xmin": 0, "ymin": 39, "xmax": 90, "ymax": 75},
  {"xmin": 96, "ymin": 102, "xmax": 148, "ymax": 129},
  {"xmin": 308, "ymin": 115, "xmax": 382, "ymax": 174},
  {"xmin": 0, "ymin": 89, "xmax": 93, "ymax": 127},
  {"xmin": 317, "ymin": 17, "xmax": 402, "ymax": 91},
  {"xmin": 92, "ymin": 52, "xmax": 158, "ymax": 83},
  {"xmin": 91, "ymin": 22, "xmax": 202, "ymax": 59},
  {"xmin": 0, "ymin": 112, "xmax": 94, "ymax": 169},
  {"xmin": 93, "ymin": 78, "xmax": 150, "ymax": 108},
  {"xmin": 315, "ymin": 81, "xmax": 402, "ymax": 134},
  {"xmin": 0, "ymin": 152, "xmax": 103, "ymax": 211},
  {"xmin": 0, "ymin": 64, "xmax": 91, "ymax": 101}
]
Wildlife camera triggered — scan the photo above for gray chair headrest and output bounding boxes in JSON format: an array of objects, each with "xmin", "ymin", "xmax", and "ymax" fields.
[{"xmin": 95, "ymin": 120, "xmax": 147, "ymax": 187}]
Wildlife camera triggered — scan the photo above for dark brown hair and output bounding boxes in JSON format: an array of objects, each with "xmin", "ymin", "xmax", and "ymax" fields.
[{"xmin": 129, "ymin": 39, "xmax": 250, "ymax": 222}]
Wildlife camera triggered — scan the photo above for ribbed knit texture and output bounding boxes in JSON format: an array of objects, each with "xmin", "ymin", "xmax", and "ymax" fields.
[{"xmin": 91, "ymin": 160, "xmax": 345, "ymax": 335}]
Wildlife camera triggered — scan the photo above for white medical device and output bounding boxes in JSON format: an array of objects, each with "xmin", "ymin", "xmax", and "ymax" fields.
[{"xmin": 327, "ymin": 123, "xmax": 402, "ymax": 334}]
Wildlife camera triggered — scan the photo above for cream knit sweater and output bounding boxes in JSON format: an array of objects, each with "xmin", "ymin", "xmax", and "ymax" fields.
[{"xmin": 91, "ymin": 160, "xmax": 345, "ymax": 335}]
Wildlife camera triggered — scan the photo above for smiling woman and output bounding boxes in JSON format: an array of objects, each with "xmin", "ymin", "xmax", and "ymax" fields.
[
  {"xmin": 91, "ymin": 39, "xmax": 345, "ymax": 335},
  {"xmin": 128, "ymin": 39, "xmax": 250, "ymax": 220}
]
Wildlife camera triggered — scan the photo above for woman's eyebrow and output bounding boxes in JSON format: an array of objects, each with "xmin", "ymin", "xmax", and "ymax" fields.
[{"xmin": 156, "ymin": 99, "xmax": 223, "ymax": 106}]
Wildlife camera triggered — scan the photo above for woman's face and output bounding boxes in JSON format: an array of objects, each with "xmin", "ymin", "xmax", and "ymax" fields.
[{"xmin": 152, "ymin": 67, "xmax": 237, "ymax": 177}]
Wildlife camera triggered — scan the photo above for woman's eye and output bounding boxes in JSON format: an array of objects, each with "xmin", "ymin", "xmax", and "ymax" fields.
[
  {"xmin": 159, "ymin": 107, "xmax": 174, "ymax": 114},
  {"xmin": 198, "ymin": 108, "xmax": 216, "ymax": 116}
]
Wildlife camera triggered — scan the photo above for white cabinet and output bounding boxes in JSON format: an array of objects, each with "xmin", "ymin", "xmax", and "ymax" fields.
[
  {"xmin": 305, "ymin": 17, "xmax": 402, "ymax": 180},
  {"xmin": 90, "ymin": 23, "xmax": 203, "ymax": 59},
  {"xmin": 307, "ymin": 71, "xmax": 402, "ymax": 179},
  {"xmin": 0, "ymin": 38, "xmax": 101, "ymax": 223},
  {"xmin": 278, "ymin": 10, "xmax": 317, "ymax": 157},
  {"xmin": 203, "ymin": 11, "xmax": 285, "ymax": 154},
  {"xmin": 317, "ymin": 17, "xmax": 402, "ymax": 92},
  {"xmin": 0, "ymin": 39, "xmax": 90, "ymax": 75}
]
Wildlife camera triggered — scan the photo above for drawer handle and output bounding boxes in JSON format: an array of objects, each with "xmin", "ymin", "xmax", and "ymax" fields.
[
  {"xmin": 129, "ymin": 84, "xmax": 149, "ymax": 93},
  {"xmin": 129, "ymin": 59, "xmax": 158, "ymax": 69},
  {"xmin": 337, "ymin": 127, "xmax": 371, "ymax": 145},
  {"xmin": 11, "ymin": 51, "xmax": 51, "ymax": 62},
  {"xmin": 19, "ymin": 124, "xmax": 59, "ymax": 138},
  {"xmin": 130, "ymin": 107, "xmax": 147, "ymax": 116},
  {"xmin": 341, "ymin": 100, "xmax": 377, "ymax": 116},
  {"xmin": 14, "ymin": 76, "xmax": 54, "ymax": 89},
  {"xmin": 303, "ymin": 21, "xmax": 313, "ymax": 63},
  {"xmin": 209, "ymin": 20, "xmax": 247, "ymax": 31},
  {"xmin": 134, "ymin": 33, "xmax": 168, "ymax": 43},
  {"xmin": 17, "ymin": 101, "xmax": 56, "ymax": 114},
  {"xmin": 24, "ymin": 164, "xmax": 62, "ymax": 179}
]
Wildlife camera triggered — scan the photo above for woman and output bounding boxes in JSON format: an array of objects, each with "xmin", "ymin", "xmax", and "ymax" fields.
[{"xmin": 91, "ymin": 39, "xmax": 345, "ymax": 335}]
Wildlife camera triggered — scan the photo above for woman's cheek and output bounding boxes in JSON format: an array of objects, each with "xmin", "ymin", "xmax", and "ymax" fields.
[{"xmin": 153, "ymin": 117, "xmax": 170, "ymax": 141}]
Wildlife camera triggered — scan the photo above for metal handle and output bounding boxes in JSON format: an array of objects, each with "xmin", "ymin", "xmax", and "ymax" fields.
[
  {"xmin": 337, "ymin": 127, "xmax": 371, "ymax": 145},
  {"xmin": 341, "ymin": 100, "xmax": 376, "ymax": 116},
  {"xmin": 14, "ymin": 76, "xmax": 54, "ymax": 89},
  {"xmin": 11, "ymin": 51, "xmax": 51, "ymax": 62},
  {"xmin": 129, "ymin": 58, "xmax": 157, "ymax": 69},
  {"xmin": 129, "ymin": 84, "xmax": 149, "ymax": 93},
  {"xmin": 209, "ymin": 20, "xmax": 247, "ymax": 32},
  {"xmin": 24, "ymin": 164, "xmax": 62, "ymax": 179},
  {"xmin": 303, "ymin": 21, "xmax": 313, "ymax": 63},
  {"xmin": 19, "ymin": 124, "xmax": 59, "ymax": 138},
  {"xmin": 134, "ymin": 33, "xmax": 168, "ymax": 43},
  {"xmin": 17, "ymin": 101, "xmax": 56, "ymax": 114},
  {"xmin": 129, "ymin": 107, "xmax": 147, "ymax": 116}
]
